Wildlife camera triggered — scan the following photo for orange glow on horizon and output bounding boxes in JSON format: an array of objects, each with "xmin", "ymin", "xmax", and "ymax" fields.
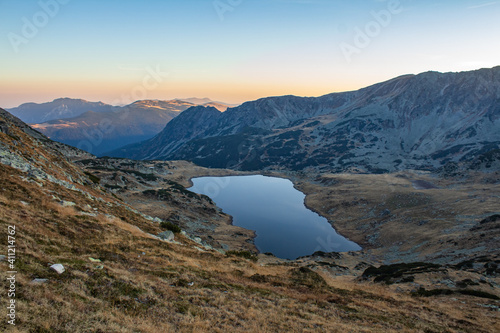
[{"xmin": 0, "ymin": 76, "xmax": 371, "ymax": 108}]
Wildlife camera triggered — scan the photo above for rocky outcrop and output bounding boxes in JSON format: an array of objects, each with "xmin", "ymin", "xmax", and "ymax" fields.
[
  {"xmin": 157, "ymin": 230, "xmax": 175, "ymax": 242},
  {"xmin": 0, "ymin": 108, "xmax": 95, "ymax": 189}
]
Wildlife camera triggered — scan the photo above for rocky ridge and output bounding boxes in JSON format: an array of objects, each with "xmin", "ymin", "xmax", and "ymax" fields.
[
  {"xmin": 0, "ymin": 106, "xmax": 499, "ymax": 332},
  {"xmin": 109, "ymin": 67, "xmax": 500, "ymax": 173}
]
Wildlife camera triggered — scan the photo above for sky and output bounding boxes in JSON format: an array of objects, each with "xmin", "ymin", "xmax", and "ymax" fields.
[{"xmin": 0, "ymin": 0, "xmax": 499, "ymax": 108}]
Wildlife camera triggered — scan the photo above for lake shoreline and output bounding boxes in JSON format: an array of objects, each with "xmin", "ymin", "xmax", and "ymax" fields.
[{"xmin": 188, "ymin": 174, "xmax": 361, "ymax": 259}]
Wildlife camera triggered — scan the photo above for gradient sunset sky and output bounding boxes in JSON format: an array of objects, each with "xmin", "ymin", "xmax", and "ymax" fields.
[{"xmin": 1, "ymin": 0, "xmax": 499, "ymax": 108}]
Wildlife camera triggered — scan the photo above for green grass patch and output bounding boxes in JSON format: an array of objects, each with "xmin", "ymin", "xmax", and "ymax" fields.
[
  {"xmin": 363, "ymin": 262, "xmax": 441, "ymax": 284},
  {"xmin": 160, "ymin": 221, "xmax": 181, "ymax": 233},
  {"xmin": 289, "ymin": 267, "xmax": 328, "ymax": 289},
  {"xmin": 123, "ymin": 170, "xmax": 158, "ymax": 181},
  {"xmin": 84, "ymin": 172, "xmax": 100, "ymax": 184},
  {"xmin": 413, "ymin": 288, "xmax": 499, "ymax": 300}
]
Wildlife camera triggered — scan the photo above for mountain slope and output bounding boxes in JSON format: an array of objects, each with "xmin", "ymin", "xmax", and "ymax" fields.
[
  {"xmin": 23, "ymin": 99, "xmax": 233, "ymax": 156},
  {"xmin": 1, "ymin": 107, "xmax": 499, "ymax": 332},
  {"xmin": 8, "ymin": 98, "xmax": 114, "ymax": 123},
  {"xmin": 109, "ymin": 67, "xmax": 500, "ymax": 172},
  {"xmin": 178, "ymin": 97, "xmax": 239, "ymax": 108},
  {"xmin": 30, "ymin": 99, "xmax": 193, "ymax": 155},
  {"xmin": 0, "ymin": 107, "xmax": 93, "ymax": 184}
]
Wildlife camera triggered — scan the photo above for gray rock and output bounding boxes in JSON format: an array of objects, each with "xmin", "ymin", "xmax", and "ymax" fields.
[
  {"xmin": 379, "ymin": 209, "xmax": 391, "ymax": 217},
  {"xmin": 30, "ymin": 278, "xmax": 49, "ymax": 284},
  {"xmin": 476, "ymin": 303, "xmax": 500, "ymax": 311},
  {"xmin": 50, "ymin": 264, "xmax": 65, "ymax": 274},
  {"xmin": 79, "ymin": 212, "xmax": 97, "ymax": 217},
  {"xmin": 60, "ymin": 200, "xmax": 76, "ymax": 207},
  {"xmin": 157, "ymin": 230, "xmax": 175, "ymax": 242},
  {"xmin": 203, "ymin": 244, "xmax": 214, "ymax": 251},
  {"xmin": 440, "ymin": 279, "xmax": 456, "ymax": 288}
]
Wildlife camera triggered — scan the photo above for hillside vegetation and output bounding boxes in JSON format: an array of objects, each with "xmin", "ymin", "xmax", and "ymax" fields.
[{"xmin": 0, "ymin": 106, "xmax": 499, "ymax": 332}]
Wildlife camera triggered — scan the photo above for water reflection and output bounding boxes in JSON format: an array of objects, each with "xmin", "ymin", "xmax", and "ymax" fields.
[{"xmin": 189, "ymin": 175, "xmax": 361, "ymax": 259}]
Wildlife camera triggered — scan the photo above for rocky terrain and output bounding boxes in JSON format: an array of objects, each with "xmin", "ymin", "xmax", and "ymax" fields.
[
  {"xmin": 109, "ymin": 67, "xmax": 500, "ymax": 173},
  {"xmin": 1, "ymin": 100, "xmax": 499, "ymax": 332},
  {"xmin": 73, "ymin": 157, "xmax": 256, "ymax": 252}
]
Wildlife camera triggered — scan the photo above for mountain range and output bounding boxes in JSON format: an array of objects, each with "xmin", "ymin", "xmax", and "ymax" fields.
[
  {"xmin": 108, "ymin": 67, "xmax": 500, "ymax": 173},
  {"xmin": 1, "ymin": 68, "xmax": 499, "ymax": 332},
  {"xmin": 8, "ymin": 98, "xmax": 115, "ymax": 123},
  {"xmin": 8, "ymin": 98, "xmax": 234, "ymax": 155}
]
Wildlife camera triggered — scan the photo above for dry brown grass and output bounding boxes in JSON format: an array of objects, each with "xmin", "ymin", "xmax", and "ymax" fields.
[
  {"xmin": 73, "ymin": 158, "xmax": 258, "ymax": 253},
  {"xmin": 1, "ymin": 163, "xmax": 499, "ymax": 332},
  {"xmin": 287, "ymin": 171, "xmax": 500, "ymax": 263}
]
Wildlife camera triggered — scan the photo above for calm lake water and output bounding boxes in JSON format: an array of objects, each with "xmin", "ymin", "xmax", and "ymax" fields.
[{"xmin": 188, "ymin": 175, "xmax": 361, "ymax": 259}]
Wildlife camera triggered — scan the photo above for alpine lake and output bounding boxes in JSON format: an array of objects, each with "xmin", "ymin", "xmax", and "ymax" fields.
[{"xmin": 188, "ymin": 175, "xmax": 361, "ymax": 259}]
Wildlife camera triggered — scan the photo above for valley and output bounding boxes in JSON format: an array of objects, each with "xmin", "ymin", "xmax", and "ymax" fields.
[
  {"xmin": 76, "ymin": 156, "xmax": 500, "ymax": 261},
  {"xmin": 1, "ymin": 67, "xmax": 499, "ymax": 332},
  {"xmin": 73, "ymin": 156, "xmax": 500, "ymax": 308},
  {"xmin": 2, "ymin": 0, "xmax": 499, "ymax": 330},
  {"xmin": 1, "ymin": 148, "xmax": 499, "ymax": 331},
  {"xmin": 9, "ymin": 98, "xmax": 234, "ymax": 156}
]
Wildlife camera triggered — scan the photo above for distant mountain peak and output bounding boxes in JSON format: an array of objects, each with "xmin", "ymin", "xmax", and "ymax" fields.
[
  {"xmin": 53, "ymin": 97, "xmax": 87, "ymax": 102},
  {"xmin": 177, "ymin": 97, "xmax": 213, "ymax": 105}
]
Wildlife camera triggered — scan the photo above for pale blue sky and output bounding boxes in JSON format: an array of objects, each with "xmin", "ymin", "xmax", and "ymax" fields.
[{"xmin": 1, "ymin": 0, "xmax": 499, "ymax": 107}]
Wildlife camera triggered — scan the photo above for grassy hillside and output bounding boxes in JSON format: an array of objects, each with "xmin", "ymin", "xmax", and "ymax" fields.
[
  {"xmin": 1, "ymin": 163, "xmax": 499, "ymax": 332},
  {"xmin": 0, "ymin": 108, "xmax": 499, "ymax": 332}
]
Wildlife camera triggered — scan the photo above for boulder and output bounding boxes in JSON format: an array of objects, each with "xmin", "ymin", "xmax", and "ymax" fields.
[
  {"xmin": 157, "ymin": 230, "xmax": 175, "ymax": 242},
  {"xmin": 50, "ymin": 264, "xmax": 65, "ymax": 274}
]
